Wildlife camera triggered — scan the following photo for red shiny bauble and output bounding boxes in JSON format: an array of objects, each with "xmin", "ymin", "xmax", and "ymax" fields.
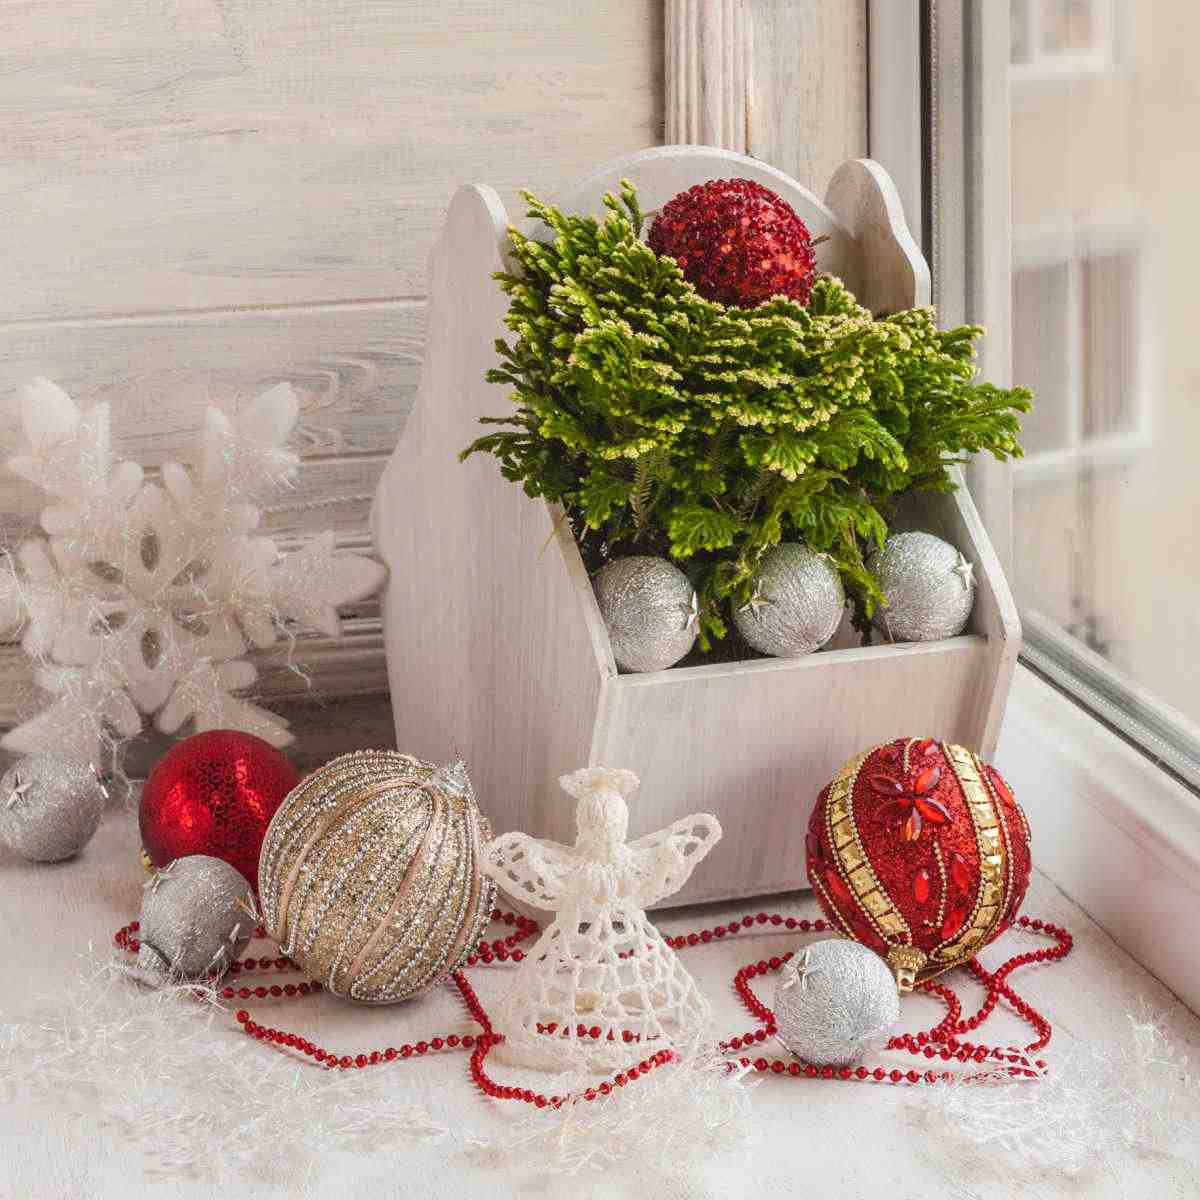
[
  {"xmin": 140, "ymin": 731, "xmax": 299, "ymax": 892},
  {"xmin": 647, "ymin": 177, "xmax": 817, "ymax": 308},
  {"xmin": 805, "ymin": 738, "xmax": 1032, "ymax": 990}
]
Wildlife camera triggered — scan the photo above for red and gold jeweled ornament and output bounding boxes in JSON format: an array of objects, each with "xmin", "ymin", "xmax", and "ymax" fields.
[
  {"xmin": 647, "ymin": 177, "xmax": 817, "ymax": 308},
  {"xmin": 805, "ymin": 738, "xmax": 1032, "ymax": 991},
  {"xmin": 140, "ymin": 730, "xmax": 299, "ymax": 893}
]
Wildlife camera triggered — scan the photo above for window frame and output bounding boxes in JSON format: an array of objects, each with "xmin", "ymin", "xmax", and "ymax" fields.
[
  {"xmin": 867, "ymin": 0, "xmax": 1200, "ymax": 1007},
  {"xmin": 1010, "ymin": 221, "xmax": 1151, "ymax": 482},
  {"xmin": 1009, "ymin": 0, "xmax": 1118, "ymax": 86}
]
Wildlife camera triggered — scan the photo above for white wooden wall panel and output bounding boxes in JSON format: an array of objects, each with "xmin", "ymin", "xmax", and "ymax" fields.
[
  {"xmin": 0, "ymin": 1, "xmax": 664, "ymax": 318},
  {"xmin": 0, "ymin": 1, "xmax": 869, "ymax": 746},
  {"xmin": 0, "ymin": 1, "xmax": 664, "ymax": 733},
  {"xmin": 0, "ymin": 302, "xmax": 424, "ymax": 540}
]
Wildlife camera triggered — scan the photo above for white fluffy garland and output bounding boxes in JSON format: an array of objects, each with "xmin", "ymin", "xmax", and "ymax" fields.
[
  {"xmin": 0, "ymin": 954, "xmax": 447, "ymax": 1179},
  {"xmin": 912, "ymin": 1009, "xmax": 1200, "ymax": 1176},
  {"xmin": 0, "ymin": 952, "xmax": 754, "ymax": 1183},
  {"xmin": 0, "ymin": 379, "xmax": 385, "ymax": 758}
]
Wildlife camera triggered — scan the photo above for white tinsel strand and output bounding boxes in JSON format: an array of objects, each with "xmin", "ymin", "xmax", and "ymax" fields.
[
  {"xmin": 0, "ymin": 952, "xmax": 448, "ymax": 1180},
  {"xmin": 911, "ymin": 1008, "xmax": 1200, "ymax": 1177},
  {"xmin": 464, "ymin": 1042, "xmax": 757, "ymax": 1176}
]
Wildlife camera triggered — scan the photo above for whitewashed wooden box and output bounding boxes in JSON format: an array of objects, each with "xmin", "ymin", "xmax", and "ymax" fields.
[{"xmin": 371, "ymin": 146, "xmax": 1020, "ymax": 907}]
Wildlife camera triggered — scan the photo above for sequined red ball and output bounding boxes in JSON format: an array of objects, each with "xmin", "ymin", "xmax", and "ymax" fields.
[
  {"xmin": 140, "ymin": 731, "xmax": 299, "ymax": 892},
  {"xmin": 805, "ymin": 738, "xmax": 1032, "ymax": 989},
  {"xmin": 647, "ymin": 177, "xmax": 817, "ymax": 308}
]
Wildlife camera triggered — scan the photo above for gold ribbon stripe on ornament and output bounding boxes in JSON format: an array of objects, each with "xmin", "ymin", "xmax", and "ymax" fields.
[
  {"xmin": 824, "ymin": 750, "xmax": 912, "ymax": 945},
  {"xmin": 929, "ymin": 745, "xmax": 1011, "ymax": 966}
]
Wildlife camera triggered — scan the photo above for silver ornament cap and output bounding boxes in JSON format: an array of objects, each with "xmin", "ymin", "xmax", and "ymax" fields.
[
  {"xmin": 0, "ymin": 755, "xmax": 106, "ymax": 862},
  {"xmin": 870, "ymin": 530, "xmax": 976, "ymax": 642},
  {"xmin": 773, "ymin": 939, "xmax": 900, "ymax": 1066},
  {"xmin": 593, "ymin": 555, "xmax": 699, "ymax": 673},
  {"xmin": 137, "ymin": 854, "xmax": 256, "ymax": 981},
  {"xmin": 733, "ymin": 543, "xmax": 844, "ymax": 657}
]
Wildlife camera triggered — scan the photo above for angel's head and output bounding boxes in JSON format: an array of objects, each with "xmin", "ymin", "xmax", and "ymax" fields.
[{"xmin": 559, "ymin": 767, "xmax": 638, "ymax": 855}]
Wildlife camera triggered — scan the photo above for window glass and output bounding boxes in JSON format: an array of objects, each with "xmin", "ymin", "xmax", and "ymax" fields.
[{"xmin": 1008, "ymin": 0, "xmax": 1200, "ymax": 764}]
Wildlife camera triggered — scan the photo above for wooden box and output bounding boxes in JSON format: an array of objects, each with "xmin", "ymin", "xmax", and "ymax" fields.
[{"xmin": 370, "ymin": 146, "xmax": 1020, "ymax": 907}]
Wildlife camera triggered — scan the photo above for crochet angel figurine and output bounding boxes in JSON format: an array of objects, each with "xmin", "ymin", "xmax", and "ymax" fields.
[{"xmin": 482, "ymin": 767, "xmax": 722, "ymax": 1071}]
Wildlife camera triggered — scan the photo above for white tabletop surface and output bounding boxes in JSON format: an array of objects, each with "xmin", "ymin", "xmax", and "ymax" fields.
[{"xmin": 2, "ymin": 803, "xmax": 1198, "ymax": 1200}]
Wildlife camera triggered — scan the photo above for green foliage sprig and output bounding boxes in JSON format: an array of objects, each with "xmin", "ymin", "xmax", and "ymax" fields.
[{"xmin": 462, "ymin": 182, "xmax": 1031, "ymax": 649}]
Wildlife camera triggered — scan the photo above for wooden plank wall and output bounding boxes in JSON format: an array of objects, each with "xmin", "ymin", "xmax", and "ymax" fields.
[
  {"xmin": 0, "ymin": 0, "xmax": 664, "ymax": 736},
  {"xmin": 0, "ymin": 0, "xmax": 867, "ymax": 755}
]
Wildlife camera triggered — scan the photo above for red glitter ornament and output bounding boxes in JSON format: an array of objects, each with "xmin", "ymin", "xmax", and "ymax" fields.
[
  {"xmin": 140, "ymin": 730, "xmax": 299, "ymax": 892},
  {"xmin": 647, "ymin": 177, "xmax": 817, "ymax": 308},
  {"xmin": 806, "ymin": 738, "xmax": 1032, "ymax": 990}
]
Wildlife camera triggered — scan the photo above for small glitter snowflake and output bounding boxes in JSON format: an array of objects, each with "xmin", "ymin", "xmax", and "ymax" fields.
[{"xmin": 0, "ymin": 379, "xmax": 386, "ymax": 760}]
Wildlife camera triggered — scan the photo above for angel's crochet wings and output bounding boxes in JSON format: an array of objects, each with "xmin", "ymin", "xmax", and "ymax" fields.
[
  {"xmin": 626, "ymin": 813, "xmax": 722, "ymax": 908},
  {"xmin": 481, "ymin": 830, "xmax": 578, "ymax": 912}
]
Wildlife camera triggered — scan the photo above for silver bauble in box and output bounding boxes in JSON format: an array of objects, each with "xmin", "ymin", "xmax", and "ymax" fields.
[
  {"xmin": 733, "ymin": 543, "xmax": 844, "ymax": 657},
  {"xmin": 258, "ymin": 750, "xmax": 495, "ymax": 1005},
  {"xmin": 0, "ymin": 755, "xmax": 106, "ymax": 862},
  {"xmin": 870, "ymin": 530, "xmax": 976, "ymax": 642},
  {"xmin": 137, "ymin": 854, "xmax": 255, "ymax": 980},
  {"xmin": 773, "ymin": 939, "xmax": 900, "ymax": 1066},
  {"xmin": 593, "ymin": 555, "xmax": 699, "ymax": 672}
]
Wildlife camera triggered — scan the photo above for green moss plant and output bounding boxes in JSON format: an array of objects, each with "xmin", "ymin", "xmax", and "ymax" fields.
[{"xmin": 462, "ymin": 182, "xmax": 1031, "ymax": 649}]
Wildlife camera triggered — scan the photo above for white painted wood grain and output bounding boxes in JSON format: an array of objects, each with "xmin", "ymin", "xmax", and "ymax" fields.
[
  {"xmin": 371, "ymin": 185, "xmax": 610, "ymax": 839},
  {"xmin": 665, "ymin": 0, "xmax": 751, "ymax": 151},
  {"xmin": 0, "ymin": 302, "xmax": 423, "ymax": 542},
  {"xmin": 596, "ymin": 637, "xmax": 995, "ymax": 906},
  {"xmin": 897, "ymin": 470, "xmax": 1022, "ymax": 761},
  {"xmin": 746, "ymin": 0, "xmax": 868, "ymax": 193},
  {"xmin": 824, "ymin": 157, "xmax": 931, "ymax": 314},
  {"xmin": 0, "ymin": 0, "xmax": 664, "ymax": 320}
]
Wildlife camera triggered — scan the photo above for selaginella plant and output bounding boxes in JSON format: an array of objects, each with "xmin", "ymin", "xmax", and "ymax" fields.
[{"xmin": 462, "ymin": 181, "xmax": 1031, "ymax": 649}]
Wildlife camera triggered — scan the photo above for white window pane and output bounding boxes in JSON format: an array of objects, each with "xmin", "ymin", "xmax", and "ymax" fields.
[{"xmin": 1009, "ymin": 1, "xmax": 1200, "ymax": 760}]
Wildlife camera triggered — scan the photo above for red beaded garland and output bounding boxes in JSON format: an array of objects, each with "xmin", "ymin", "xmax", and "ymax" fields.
[
  {"xmin": 113, "ymin": 902, "xmax": 1070, "ymax": 1103},
  {"xmin": 647, "ymin": 178, "xmax": 817, "ymax": 308},
  {"xmin": 140, "ymin": 730, "xmax": 299, "ymax": 891}
]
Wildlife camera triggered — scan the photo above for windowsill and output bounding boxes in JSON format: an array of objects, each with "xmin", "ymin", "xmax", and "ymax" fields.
[
  {"xmin": 997, "ymin": 662, "xmax": 1200, "ymax": 1011},
  {"xmin": 2, "ymin": 802, "xmax": 1199, "ymax": 1195}
]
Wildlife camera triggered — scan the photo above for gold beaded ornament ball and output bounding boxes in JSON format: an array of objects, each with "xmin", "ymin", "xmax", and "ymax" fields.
[{"xmin": 258, "ymin": 750, "xmax": 496, "ymax": 1004}]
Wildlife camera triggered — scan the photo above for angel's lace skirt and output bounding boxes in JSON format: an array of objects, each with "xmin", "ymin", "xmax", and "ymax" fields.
[{"xmin": 493, "ymin": 901, "xmax": 711, "ymax": 1071}]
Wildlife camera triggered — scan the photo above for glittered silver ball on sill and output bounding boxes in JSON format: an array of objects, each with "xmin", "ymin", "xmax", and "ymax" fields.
[
  {"xmin": 773, "ymin": 939, "xmax": 900, "ymax": 1067},
  {"xmin": 0, "ymin": 755, "xmax": 106, "ymax": 862},
  {"xmin": 869, "ymin": 530, "xmax": 976, "ymax": 643},
  {"xmin": 593, "ymin": 555, "xmax": 699, "ymax": 672},
  {"xmin": 733, "ymin": 543, "xmax": 844, "ymax": 657},
  {"xmin": 136, "ymin": 854, "xmax": 255, "ymax": 980}
]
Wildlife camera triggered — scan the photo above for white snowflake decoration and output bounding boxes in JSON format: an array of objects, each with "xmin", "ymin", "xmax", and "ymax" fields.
[
  {"xmin": 483, "ymin": 767, "xmax": 722, "ymax": 1071},
  {"xmin": 0, "ymin": 378, "xmax": 386, "ymax": 760}
]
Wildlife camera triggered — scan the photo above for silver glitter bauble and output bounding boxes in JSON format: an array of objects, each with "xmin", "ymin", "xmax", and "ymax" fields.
[
  {"xmin": 773, "ymin": 939, "xmax": 900, "ymax": 1066},
  {"xmin": 593, "ymin": 556, "xmax": 699, "ymax": 672},
  {"xmin": 258, "ymin": 750, "xmax": 495, "ymax": 1005},
  {"xmin": 0, "ymin": 755, "xmax": 106, "ymax": 862},
  {"xmin": 733, "ymin": 543, "xmax": 844, "ymax": 657},
  {"xmin": 870, "ymin": 530, "xmax": 976, "ymax": 642},
  {"xmin": 137, "ymin": 855, "xmax": 255, "ymax": 980}
]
